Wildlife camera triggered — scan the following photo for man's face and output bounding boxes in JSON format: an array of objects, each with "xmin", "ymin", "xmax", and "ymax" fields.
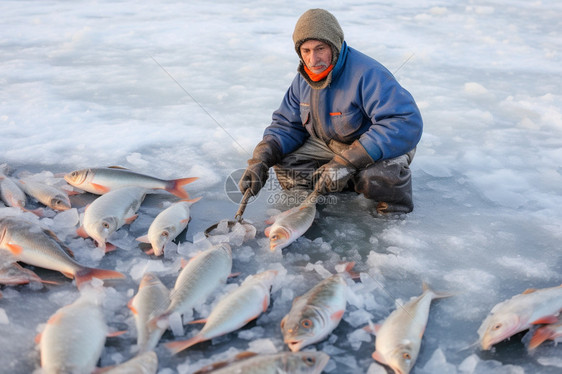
[{"xmin": 299, "ymin": 40, "xmax": 333, "ymax": 74}]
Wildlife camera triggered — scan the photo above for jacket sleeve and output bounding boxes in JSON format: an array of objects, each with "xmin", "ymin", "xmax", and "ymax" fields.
[
  {"xmin": 357, "ymin": 69, "xmax": 423, "ymax": 161},
  {"xmin": 263, "ymin": 76, "xmax": 310, "ymax": 155}
]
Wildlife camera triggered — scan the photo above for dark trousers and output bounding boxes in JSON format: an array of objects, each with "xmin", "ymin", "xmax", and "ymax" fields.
[{"xmin": 272, "ymin": 137, "xmax": 415, "ymax": 213}]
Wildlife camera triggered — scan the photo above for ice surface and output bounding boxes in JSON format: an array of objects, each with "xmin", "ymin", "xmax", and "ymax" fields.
[{"xmin": 1, "ymin": 1, "xmax": 562, "ymax": 373}]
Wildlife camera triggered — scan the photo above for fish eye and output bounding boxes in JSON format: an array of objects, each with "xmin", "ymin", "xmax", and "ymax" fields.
[
  {"xmin": 161, "ymin": 231, "xmax": 169, "ymax": 237},
  {"xmin": 493, "ymin": 323, "xmax": 503, "ymax": 330},
  {"xmin": 271, "ymin": 234, "xmax": 278, "ymax": 241},
  {"xmin": 303, "ymin": 356, "xmax": 316, "ymax": 366},
  {"xmin": 402, "ymin": 352, "xmax": 411, "ymax": 360},
  {"xmin": 102, "ymin": 222, "xmax": 110, "ymax": 229},
  {"xmin": 301, "ymin": 319, "xmax": 313, "ymax": 329}
]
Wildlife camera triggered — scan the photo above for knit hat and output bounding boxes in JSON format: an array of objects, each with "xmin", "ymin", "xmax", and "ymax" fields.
[{"xmin": 293, "ymin": 9, "xmax": 344, "ymax": 88}]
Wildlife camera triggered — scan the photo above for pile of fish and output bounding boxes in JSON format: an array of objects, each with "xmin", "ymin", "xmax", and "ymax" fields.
[{"xmin": 1, "ymin": 164, "xmax": 561, "ymax": 374}]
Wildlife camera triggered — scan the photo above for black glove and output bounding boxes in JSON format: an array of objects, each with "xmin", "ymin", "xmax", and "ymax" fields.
[
  {"xmin": 238, "ymin": 140, "xmax": 282, "ymax": 196},
  {"xmin": 314, "ymin": 140, "xmax": 374, "ymax": 194}
]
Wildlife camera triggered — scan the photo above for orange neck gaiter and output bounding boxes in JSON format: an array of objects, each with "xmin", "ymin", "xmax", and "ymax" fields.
[{"xmin": 303, "ymin": 64, "xmax": 334, "ymax": 82}]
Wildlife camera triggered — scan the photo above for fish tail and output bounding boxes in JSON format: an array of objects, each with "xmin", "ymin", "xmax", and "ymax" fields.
[
  {"xmin": 528, "ymin": 326, "xmax": 555, "ymax": 351},
  {"xmin": 167, "ymin": 177, "xmax": 198, "ymax": 199},
  {"xmin": 75, "ymin": 267, "xmax": 126, "ymax": 288},
  {"xmin": 422, "ymin": 281, "xmax": 454, "ymax": 299},
  {"xmin": 165, "ymin": 335, "xmax": 206, "ymax": 355}
]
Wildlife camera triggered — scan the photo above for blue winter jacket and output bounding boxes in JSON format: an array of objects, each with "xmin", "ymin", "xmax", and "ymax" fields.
[{"xmin": 263, "ymin": 42, "xmax": 423, "ymax": 162}]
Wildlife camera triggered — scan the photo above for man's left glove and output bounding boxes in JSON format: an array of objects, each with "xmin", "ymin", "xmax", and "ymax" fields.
[
  {"xmin": 313, "ymin": 140, "xmax": 375, "ymax": 194},
  {"xmin": 238, "ymin": 140, "xmax": 282, "ymax": 197}
]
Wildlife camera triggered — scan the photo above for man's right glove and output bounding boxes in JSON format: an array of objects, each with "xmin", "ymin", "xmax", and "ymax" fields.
[{"xmin": 238, "ymin": 140, "xmax": 282, "ymax": 196}]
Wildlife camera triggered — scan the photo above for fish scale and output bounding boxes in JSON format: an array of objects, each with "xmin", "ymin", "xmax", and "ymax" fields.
[{"xmin": 151, "ymin": 243, "xmax": 233, "ymax": 329}]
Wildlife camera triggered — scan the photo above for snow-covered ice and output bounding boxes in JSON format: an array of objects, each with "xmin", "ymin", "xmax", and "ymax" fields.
[{"xmin": 0, "ymin": 0, "xmax": 561, "ymax": 373}]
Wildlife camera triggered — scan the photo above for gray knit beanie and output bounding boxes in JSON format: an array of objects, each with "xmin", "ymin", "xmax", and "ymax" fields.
[{"xmin": 293, "ymin": 9, "xmax": 344, "ymax": 88}]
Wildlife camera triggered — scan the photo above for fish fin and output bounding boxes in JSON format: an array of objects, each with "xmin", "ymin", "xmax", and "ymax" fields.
[
  {"xmin": 127, "ymin": 299, "xmax": 138, "ymax": 315},
  {"xmin": 528, "ymin": 326, "xmax": 555, "ymax": 351},
  {"xmin": 362, "ymin": 323, "xmax": 379, "ymax": 335},
  {"xmin": 188, "ymin": 319, "xmax": 207, "ymax": 325},
  {"xmin": 76, "ymin": 226, "xmax": 90, "ymax": 239},
  {"xmin": 6, "ymin": 243, "xmax": 23, "ymax": 255},
  {"xmin": 34, "ymin": 332, "xmax": 42, "ymax": 345},
  {"xmin": 104, "ymin": 242, "xmax": 117, "ymax": 253},
  {"xmin": 91, "ymin": 183, "xmax": 110, "ymax": 194},
  {"xmin": 74, "ymin": 267, "xmax": 125, "ymax": 289},
  {"xmin": 262, "ymin": 295, "xmax": 269, "ymax": 312},
  {"xmin": 265, "ymin": 216, "xmax": 276, "ymax": 225},
  {"xmin": 531, "ymin": 315, "xmax": 560, "ymax": 325},
  {"xmin": 136, "ymin": 235, "xmax": 150, "ymax": 243},
  {"xmin": 167, "ymin": 177, "xmax": 199, "ymax": 199},
  {"xmin": 108, "ymin": 165, "xmax": 128, "ymax": 169},
  {"xmin": 264, "ymin": 226, "xmax": 271, "ymax": 237},
  {"xmin": 125, "ymin": 214, "xmax": 138, "ymax": 225},
  {"xmin": 372, "ymin": 350, "xmax": 387, "ymax": 364},
  {"xmin": 165, "ymin": 335, "xmax": 206, "ymax": 355},
  {"xmin": 27, "ymin": 207, "xmax": 44, "ymax": 217},
  {"xmin": 331, "ymin": 309, "xmax": 345, "ymax": 321},
  {"xmin": 107, "ymin": 330, "xmax": 127, "ymax": 338},
  {"xmin": 522, "ymin": 288, "xmax": 538, "ymax": 295},
  {"xmin": 180, "ymin": 218, "xmax": 190, "ymax": 224},
  {"xmin": 228, "ymin": 272, "xmax": 241, "ymax": 279}
]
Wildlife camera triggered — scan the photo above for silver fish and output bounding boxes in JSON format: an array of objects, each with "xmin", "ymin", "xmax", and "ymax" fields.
[
  {"xmin": 0, "ymin": 216, "xmax": 124, "ymax": 288},
  {"xmin": 150, "ymin": 243, "xmax": 233, "ymax": 329},
  {"xmin": 80, "ymin": 186, "xmax": 147, "ymax": 250},
  {"xmin": 0, "ymin": 261, "xmax": 57, "ymax": 285},
  {"xmin": 39, "ymin": 294, "xmax": 108, "ymax": 374},
  {"xmin": 0, "ymin": 174, "xmax": 40, "ymax": 215},
  {"xmin": 64, "ymin": 166, "xmax": 197, "ymax": 198},
  {"xmin": 128, "ymin": 272, "xmax": 170, "ymax": 353},
  {"xmin": 166, "ymin": 269, "xmax": 278, "ymax": 354},
  {"xmin": 17, "ymin": 179, "xmax": 71, "ymax": 211},
  {"xmin": 136, "ymin": 197, "xmax": 201, "ymax": 256},
  {"xmin": 478, "ymin": 284, "xmax": 562, "ymax": 350},
  {"xmin": 372, "ymin": 283, "xmax": 450, "ymax": 374},
  {"xmin": 281, "ymin": 272, "xmax": 348, "ymax": 352},
  {"xmin": 265, "ymin": 198, "xmax": 316, "ymax": 252},
  {"xmin": 101, "ymin": 351, "xmax": 158, "ymax": 374},
  {"xmin": 193, "ymin": 351, "xmax": 330, "ymax": 374}
]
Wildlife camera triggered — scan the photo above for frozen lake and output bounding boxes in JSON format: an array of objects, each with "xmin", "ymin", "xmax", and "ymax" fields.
[{"xmin": 1, "ymin": 0, "xmax": 561, "ymax": 373}]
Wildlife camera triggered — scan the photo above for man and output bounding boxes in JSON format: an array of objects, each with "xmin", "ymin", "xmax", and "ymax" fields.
[{"xmin": 239, "ymin": 9, "xmax": 423, "ymax": 214}]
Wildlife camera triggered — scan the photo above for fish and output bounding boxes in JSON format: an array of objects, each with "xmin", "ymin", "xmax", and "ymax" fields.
[
  {"xmin": 128, "ymin": 272, "xmax": 170, "ymax": 353},
  {"xmin": 280, "ymin": 269, "xmax": 349, "ymax": 352},
  {"xmin": 478, "ymin": 284, "xmax": 562, "ymax": 350},
  {"xmin": 0, "ymin": 216, "xmax": 125, "ymax": 288},
  {"xmin": 192, "ymin": 351, "xmax": 330, "ymax": 374},
  {"xmin": 150, "ymin": 243, "xmax": 233, "ymax": 330},
  {"xmin": 371, "ymin": 283, "xmax": 451, "ymax": 374},
  {"xmin": 136, "ymin": 197, "xmax": 202, "ymax": 256},
  {"xmin": 17, "ymin": 179, "xmax": 71, "ymax": 211},
  {"xmin": 64, "ymin": 166, "xmax": 197, "ymax": 198},
  {"xmin": 79, "ymin": 186, "xmax": 147, "ymax": 251},
  {"xmin": 0, "ymin": 174, "xmax": 41, "ymax": 215},
  {"xmin": 264, "ymin": 194, "xmax": 317, "ymax": 251},
  {"xmin": 528, "ymin": 319, "xmax": 562, "ymax": 351},
  {"xmin": 99, "ymin": 351, "xmax": 158, "ymax": 374},
  {"xmin": 0, "ymin": 262, "xmax": 58, "ymax": 285},
  {"xmin": 166, "ymin": 269, "xmax": 278, "ymax": 354},
  {"xmin": 39, "ymin": 293, "xmax": 108, "ymax": 374}
]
